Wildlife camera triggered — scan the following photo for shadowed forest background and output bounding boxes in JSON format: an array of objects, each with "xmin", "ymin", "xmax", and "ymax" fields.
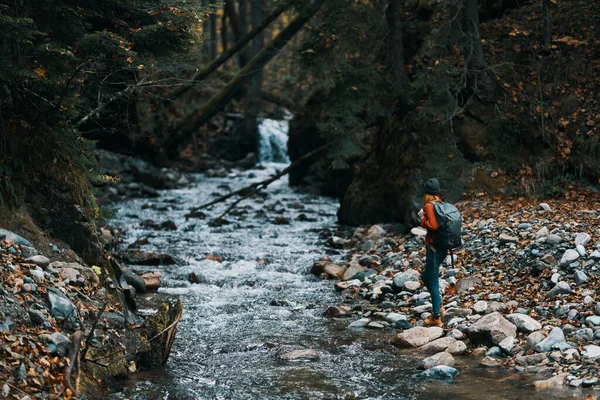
[{"xmin": 1, "ymin": 0, "xmax": 599, "ymax": 258}]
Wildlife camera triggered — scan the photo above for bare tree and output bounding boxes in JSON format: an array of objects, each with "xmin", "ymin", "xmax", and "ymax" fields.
[{"xmin": 542, "ymin": 0, "xmax": 552, "ymax": 48}]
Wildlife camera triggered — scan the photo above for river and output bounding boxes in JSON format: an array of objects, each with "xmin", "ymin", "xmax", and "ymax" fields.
[{"xmin": 108, "ymin": 121, "xmax": 577, "ymax": 400}]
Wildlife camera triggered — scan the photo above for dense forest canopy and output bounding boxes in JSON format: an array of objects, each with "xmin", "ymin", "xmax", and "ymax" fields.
[{"xmin": 1, "ymin": 0, "xmax": 599, "ymax": 230}]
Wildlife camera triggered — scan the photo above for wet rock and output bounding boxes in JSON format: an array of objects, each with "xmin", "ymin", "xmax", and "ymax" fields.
[
  {"xmin": 348, "ymin": 318, "xmax": 370, "ymax": 329},
  {"xmin": 140, "ymin": 219, "xmax": 160, "ymax": 229},
  {"xmin": 140, "ymin": 271, "xmax": 161, "ymax": 291},
  {"xmin": 273, "ymin": 216, "xmax": 290, "ymax": 225},
  {"xmin": 122, "ymin": 269, "xmax": 147, "ymax": 294},
  {"xmin": 25, "ymin": 255, "xmax": 50, "ymax": 268},
  {"xmin": 422, "ymin": 352, "xmax": 455, "ymax": 369},
  {"xmin": 185, "ymin": 210, "xmax": 207, "ymax": 219},
  {"xmin": 367, "ymin": 321, "xmax": 385, "ymax": 329},
  {"xmin": 480, "ymin": 356, "xmax": 503, "ymax": 367},
  {"xmin": 160, "ymin": 220, "xmax": 177, "ymax": 230},
  {"xmin": 47, "ymin": 288, "xmax": 76, "ymax": 319},
  {"xmin": 393, "ymin": 327, "xmax": 444, "ymax": 348},
  {"xmin": 324, "ymin": 306, "xmax": 351, "ymax": 317},
  {"xmin": 546, "ymin": 281, "xmax": 573, "ymax": 298},
  {"xmin": 533, "ymin": 374, "xmax": 567, "ymax": 389},
  {"xmin": 559, "ymin": 250, "xmax": 579, "ymax": 266},
  {"xmin": 506, "ymin": 314, "xmax": 542, "ymax": 333},
  {"xmin": 421, "ymin": 365, "xmax": 459, "ymax": 380},
  {"xmin": 467, "ymin": 312, "xmax": 517, "ymax": 346},
  {"xmin": 419, "ymin": 337, "xmax": 457, "ymax": 353},
  {"xmin": 515, "ymin": 353, "xmax": 547, "ymax": 366},
  {"xmin": 280, "ymin": 349, "xmax": 320, "ymax": 361},
  {"xmin": 311, "ymin": 260, "xmax": 345, "ymax": 279},
  {"xmin": 188, "ymin": 272, "xmax": 205, "ymax": 284},
  {"xmin": 121, "ymin": 251, "xmax": 177, "ymax": 265},
  {"xmin": 534, "ymin": 327, "xmax": 570, "ymax": 352}
]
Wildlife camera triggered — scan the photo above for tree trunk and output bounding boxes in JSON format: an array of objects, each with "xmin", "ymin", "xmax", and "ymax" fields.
[
  {"xmin": 239, "ymin": 0, "xmax": 250, "ymax": 63},
  {"xmin": 210, "ymin": 8, "xmax": 217, "ymax": 60},
  {"xmin": 225, "ymin": 0, "xmax": 248, "ymax": 66},
  {"xmin": 542, "ymin": 0, "xmax": 551, "ymax": 48},
  {"xmin": 386, "ymin": 0, "xmax": 408, "ymax": 107},
  {"xmin": 221, "ymin": 8, "xmax": 228, "ymax": 55},
  {"xmin": 461, "ymin": 0, "xmax": 494, "ymax": 97},
  {"xmin": 165, "ymin": 0, "xmax": 294, "ymax": 103},
  {"xmin": 171, "ymin": 1, "xmax": 323, "ymax": 148}
]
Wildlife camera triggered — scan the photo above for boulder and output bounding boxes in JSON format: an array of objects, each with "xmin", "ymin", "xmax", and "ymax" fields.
[
  {"xmin": 422, "ymin": 352, "xmax": 455, "ymax": 369},
  {"xmin": 467, "ymin": 312, "xmax": 517, "ymax": 346},
  {"xmin": 534, "ymin": 327, "xmax": 570, "ymax": 352},
  {"xmin": 325, "ymin": 306, "xmax": 351, "ymax": 318},
  {"xmin": 420, "ymin": 365, "xmax": 459, "ymax": 380},
  {"xmin": 25, "ymin": 255, "xmax": 50, "ymax": 268},
  {"xmin": 122, "ymin": 268, "xmax": 147, "ymax": 294},
  {"xmin": 392, "ymin": 327, "xmax": 444, "ymax": 348},
  {"xmin": 0, "ymin": 228, "xmax": 34, "ymax": 247},
  {"xmin": 419, "ymin": 337, "xmax": 457, "ymax": 353},
  {"xmin": 506, "ymin": 314, "xmax": 542, "ymax": 333}
]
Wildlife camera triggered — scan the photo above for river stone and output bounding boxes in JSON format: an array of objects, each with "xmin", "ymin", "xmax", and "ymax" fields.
[
  {"xmin": 446, "ymin": 340, "xmax": 467, "ymax": 355},
  {"xmin": 404, "ymin": 281, "xmax": 421, "ymax": 292},
  {"xmin": 534, "ymin": 327, "xmax": 570, "ymax": 352},
  {"xmin": 506, "ymin": 314, "xmax": 542, "ymax": 333},
  {"xmin": 421, "ymin": 365, "xmax": 459, "ymax": 380},
  {"xmin": 575, "ymin": 233, "xmax": 591, "ymax": 246},
  {"xmin": 515, "ymin": 353, "xmax": 547, "ymax": 366},
  {"xmin": 25, "ymin": 255, "xmax": 50, "ymax": 268},
  {"xmin": 348, "ymin": 318, "xmax": 370, "ymax": 329},
  {"xmin": 535, "ymin": 227, "xmax": 549, "ymax": 239},
  {"xmin": 576, "ymin": 245, "xmax": 586, "ymax": 257},
  {"xmin": 0, "ymin": 228, "xmax": 34, "ymax": 247},
  {"xmin": 29, "ymin": 268, "xmax": 45, "ymax": 283},
  {"xmin": 546, "ymin": 281, "xmax": 573, "ymax": 298},
  {"xmin": 385, "ymin": 313, "xmax": 408, "ymax": 324},
  {"xmin": 441, "ymin": 308, "xmax": 472, "ymax": 323},
  {"xmin": 480, "ymin": 356, "xmax": 502, "ymax": 367},
  {"xmin": 559, "ymin": 250, "xmax": 579, "ymax": 266},
  {"xmin": 47, "ymin": 288, "xmax": 76, "ymax": 319},
  {"xmin": 591, "ymin": 250, "xmax": 600, "ymax": 260},
  {"xmin": 342, "ymin": 260, "xmax": 365, "ymax": 281},
  {"xmin": 447, "ymin": 329, "xmax": 465, "ymax": 340},
  {"xmin": 312, "ymin": 260, "xmax": 345, "ymax": 279},
  {"xmin": 574, "ymin": 270, "xmax": 588, "ymax": 285},
  {"xmin": 28, "ymin": 310, "xmax": 46, "ymax": 325},
  {"xmin": 585, "ymin": 315, "xmax": 600, "ymax": 326},
  {"xmin": 472, "ymin": 300, "xmax": 488, "ymax": 314},
  {"xmin": 467, "ymin": 312, "xmax": 517, "ymax": 346},
  {"xmin": 351, "ymin": 269, "xmax": 376, "ymax": 282},
  {"xmin": 582, "ymin": 345, "xmax": 600, "ymax": 360},
  {"xmin": 539, "ymin": 202, "xmax": 552, "ymax": 212},
  {"xmin": 280, "ymin": 349, "xmax": 320, "ymax": 361},
  {"xmin": 455, "ymin": 276, "xmax": 482, "ymax": 294},
  {"xmin": 60, "ymin": 267, "xmax": 80, "ymax": 282},
  {"xmin": 392, "ymin": 327, "xmax": 444, "ymax": 348},
  {"xmin": 419, "ymin": 337, "xmax": 456, "ymax": 353},
  {"xmin": 547, "ymin": 234, "xmax": 562, "ymax": 245},
  {"xmin": 141, "ymin": 271, "xmax": 161, "ymax": 291},
  {"xmin": 498, "ymin": 336, "xmax": 515, "ymax": 354},
  {"xmin": 411, "ymin": 227, "xmax": 427, "ymax": 237},
  {"xmin": 533, "ymin": 374, "xmax": 567, "ymax": 389},
  {"xmin": 325, "ymin": 306, "xmax": 351, "ymax": 318},
  {"xmin": 392, "ymin": 269, "xmax": 420, "ymax": 292},
  {"xmin": 360, "ymin": 240, "xmax": 374, "ymax": 252},
  {"xmin": 422, "ymin": 352, "xmax": 455, "ymax": 369},
  {"xmin": 359, "ymin": 255, "xmax": 374, "ymax": 267},
  {"xmin": 499, "ymin": 234, "xmax": 518, "ymax": 244},
  {"xmin": 49, "ymin": 332, "xmax": 71, "ymax": 356}
]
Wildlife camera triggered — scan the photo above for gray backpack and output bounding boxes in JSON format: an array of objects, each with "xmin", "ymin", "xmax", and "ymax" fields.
[{"xmin": 432, "ymin": 202, "xmax": 462, "ymax": 250}]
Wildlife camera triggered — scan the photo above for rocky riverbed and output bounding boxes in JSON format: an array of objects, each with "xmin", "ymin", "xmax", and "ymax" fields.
[{"xmin": 314, "ymin": 192, "xmax": 600, "ymax": 395}]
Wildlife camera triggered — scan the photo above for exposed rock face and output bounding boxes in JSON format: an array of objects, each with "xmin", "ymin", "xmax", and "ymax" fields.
[{"xmin": 467, "ymin": 312, "xmax": 517, "ymax": 346}]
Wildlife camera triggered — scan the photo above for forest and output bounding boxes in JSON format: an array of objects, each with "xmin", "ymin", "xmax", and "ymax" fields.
[{"xmin": 1, "ymin": 0, "xmax": 600, "ymax": 398}]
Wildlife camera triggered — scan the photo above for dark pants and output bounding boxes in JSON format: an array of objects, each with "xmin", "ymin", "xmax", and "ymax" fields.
[{"xmin": 422, "ymin": 245, "xmax": 448, "ymax": 317}]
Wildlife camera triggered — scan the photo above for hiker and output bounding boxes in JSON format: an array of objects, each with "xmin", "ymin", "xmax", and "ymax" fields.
[{"xmin": 418, "ymin": 178, "xmax": 447, "ymax": 327}]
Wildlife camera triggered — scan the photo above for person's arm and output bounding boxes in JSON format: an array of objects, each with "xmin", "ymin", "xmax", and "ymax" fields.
[{"xmin": 420, "ymin": 203, "xmax": 438, "ymax": 231}]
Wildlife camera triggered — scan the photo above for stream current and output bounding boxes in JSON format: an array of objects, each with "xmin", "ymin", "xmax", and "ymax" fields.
[{"xmin": 109, "ymin": 123, "xmax": 575, "ymax": 400}]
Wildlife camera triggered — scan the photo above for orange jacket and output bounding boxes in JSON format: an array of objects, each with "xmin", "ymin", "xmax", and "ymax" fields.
[{"xmin": 420, "ymin": 202, "xmax": 438, "ymax": 245}]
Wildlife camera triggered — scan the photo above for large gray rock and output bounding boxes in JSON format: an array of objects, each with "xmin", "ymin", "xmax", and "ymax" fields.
[
  {"xmin": 0, "ymin": 228, "xmax": 34, "ymax": 247},
  {"xmin": 421, "ymin": 365, "xmax": 459, "ymax": 380},
  {"xmin": 392, "ymin": 269, "xmax": 421, "ymax": 292},
  {"xmin": 559, "ymin": 250, "xmax": 580, "ymax": 266},
  {"xmin": 392, "ymin": 327, "xmax": 444, "ymax": 348},
  {"xmin": 582, "ymin": 345, "xmax": 600, "ymax": 360},
  {"xmin": 546, "ymin": 281, "xmax": 573, "ymax": 298},
  {"xmin": 515, "ymin": 353, "xmax": 547, "ymax": 366},
  {"xmin": 506, "ymin": 314, "xmax": 542, "ymax": 333},
  {"xmin": 47, "ymin": 288, "xmax": 76, "ymax": 319},
  {"xmin": 422, "ymin": 352, "xmax": 455, "ymax": 369},
  {"xmin": 446, "ymin": 340, "xmax": 467, "ymax": 355},
  {"xmin": 122, "ymin": 268, "xmax": 147, "ymax": 294},
  {"xmin": 575, "ymin": 233, "xmax": 591, "ymax": 246},
  {"xmin": 526, "ymin": 331, "xmax": 547, "ymax": 352},
  {"xmin": 574, "ymin": 270, "xmax": 588, "ymax": 285},
  {"xmin": 419, "ymin": 337, "xmax": 457, "ymax": 353},
  {"xmin": 534, "ymin": 327, "xmax": 570, "ymax": 352},
  {"xmin": 467, "ymin": 312, "xmax": 517, "ymax": 346},
  {"xmin": 25, "ymin": 255, "xmax": 50, "ymax": 268},
  {"xmin": 49, "ymin": 332, "xmax": 71, "ymax": 356}
]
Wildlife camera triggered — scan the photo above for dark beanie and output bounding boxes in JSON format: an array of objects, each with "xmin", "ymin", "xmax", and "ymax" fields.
[{"xmin": 424, "ymin": 178, "xmax": 441, "ymax": 195}]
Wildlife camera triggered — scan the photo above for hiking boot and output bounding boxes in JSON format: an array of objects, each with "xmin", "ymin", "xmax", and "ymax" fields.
[{"xmin": 424, "ymin": 315, "xmax": 442, "ymax": 326}]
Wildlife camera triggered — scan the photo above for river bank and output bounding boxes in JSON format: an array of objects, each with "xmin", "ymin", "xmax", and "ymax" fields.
[{"xmin": 314, "ymin": 191, "xmax": 600, "ymax": 397}]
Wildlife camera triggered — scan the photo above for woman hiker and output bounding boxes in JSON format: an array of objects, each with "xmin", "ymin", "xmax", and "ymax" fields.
[{"xmin": 418, "ymin": 178, "xmax": 447, "ymax": 327}]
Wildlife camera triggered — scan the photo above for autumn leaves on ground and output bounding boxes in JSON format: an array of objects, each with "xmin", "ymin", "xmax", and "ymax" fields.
[{"xmin": 315, "ymin": 189, "xmax": 600, "ymax": 395}]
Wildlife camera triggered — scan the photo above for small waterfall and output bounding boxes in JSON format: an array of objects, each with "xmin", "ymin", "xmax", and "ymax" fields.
[{"xmin": 257, "ymin": 118, "xmax": 290, "ymax": 164}]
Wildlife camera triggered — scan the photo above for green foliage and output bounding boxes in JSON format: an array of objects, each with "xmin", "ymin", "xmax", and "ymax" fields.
[{"xmin": 0, "ymin": 0, "xmax": 207, "ymax": 212}]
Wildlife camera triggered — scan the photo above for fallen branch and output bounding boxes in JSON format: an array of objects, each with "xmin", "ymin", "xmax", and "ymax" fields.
[
  {"xmin": 65, "ymin": 331, "xmax": 84, "ymax": 398},
  {"xmin": 203, "ymin": 143, "xmax": 331, "ymax": 222}
]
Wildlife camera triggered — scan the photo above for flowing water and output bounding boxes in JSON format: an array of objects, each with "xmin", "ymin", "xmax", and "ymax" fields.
[{"xmin": 109, "ymin": 121, "xmax": 583, "ymax": 400}]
